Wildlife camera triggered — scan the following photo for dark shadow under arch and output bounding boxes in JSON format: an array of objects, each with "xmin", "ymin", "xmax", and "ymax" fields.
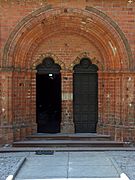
[{"xmin": 36, "ymin": 57, "xmax": 61, "ymax": 133}]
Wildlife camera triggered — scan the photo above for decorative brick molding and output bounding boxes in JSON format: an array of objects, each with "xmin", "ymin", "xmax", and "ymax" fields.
[
  {"xmin": 86, "ymin": 6, "xmax": 133, "ymax": 70},
  {"xmin": 71, "ymin": 52, "xmax": 104, "ymax": 71},
  {"xmin": 32, "ymin": 53, "xmax": 66, "ymax": 70},
  {"xmin": 2, "ymin": 6, "xmax": 133, "ymax": 71}
]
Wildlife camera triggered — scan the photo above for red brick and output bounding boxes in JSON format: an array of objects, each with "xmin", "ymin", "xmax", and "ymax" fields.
[{"xmin": 0, "ymin": 0, "xmax": 135, "ymax": 144}]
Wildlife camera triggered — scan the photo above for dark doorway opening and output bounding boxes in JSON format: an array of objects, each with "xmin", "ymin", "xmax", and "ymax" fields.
[
  {"xmin": 36, "ymin": 58, "xmax": 61, "ymax": 133},
  {"xmin": 73, "ymin": 58, "xmax": 98, "ymax": 133}
]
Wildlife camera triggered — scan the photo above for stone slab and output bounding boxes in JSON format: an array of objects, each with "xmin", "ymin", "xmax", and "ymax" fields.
[{"xmin": 15, "ymin": 152, "xmax": 122, "ymax": 179}]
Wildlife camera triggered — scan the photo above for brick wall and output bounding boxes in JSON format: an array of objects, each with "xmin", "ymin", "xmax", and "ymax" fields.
[
  {"xmin": 12, "ymin": 71, "xmax": 37, "ymax": 141},
  {"xmin": 98, "ymin": 73, "xmax": 135, "ymax": 142},
  {"xmin": 0, "ymin": 0, "xmax": 135, "ymax": 144}
]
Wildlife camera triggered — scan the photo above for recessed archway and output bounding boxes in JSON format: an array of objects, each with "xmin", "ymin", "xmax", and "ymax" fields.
[{"xmin": 2, "ymin": 5, "xmax": 134, "ymax": 142}]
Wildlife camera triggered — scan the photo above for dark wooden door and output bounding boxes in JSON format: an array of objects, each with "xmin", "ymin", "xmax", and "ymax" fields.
[
  {"xmin": 73, "ymin": 58, "xmax": 98, "ymax": 133},
  {"xmin": 36, "ymin": 58, "xmax": 61, "ymax": 133}
]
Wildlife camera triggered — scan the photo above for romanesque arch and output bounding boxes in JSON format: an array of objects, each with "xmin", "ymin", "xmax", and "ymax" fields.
[
  {"xmin": 2, "ymin": 6, "xmax": 133, "ymax": 70},
  {"xmin": 1, "ymin": 5, "xmax": 134, "ymax": 142}
]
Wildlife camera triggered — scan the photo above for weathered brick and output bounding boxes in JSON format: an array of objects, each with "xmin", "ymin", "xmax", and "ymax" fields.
[{"xmin": 0, "ymin": 0, "xmax": 135, "ymax": 144}]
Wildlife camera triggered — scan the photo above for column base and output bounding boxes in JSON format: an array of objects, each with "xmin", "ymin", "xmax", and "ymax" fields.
[
  {"xmin": 0, "ymin": 126, "xmax": 13, "ymax": 144},
  {"xmin": 60, "ymin": 122, "xmax": 75, "ymax": 133}
]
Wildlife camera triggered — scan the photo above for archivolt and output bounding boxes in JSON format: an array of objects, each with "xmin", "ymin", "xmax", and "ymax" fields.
[{"xmin": 2, "ymin": 5, "xmax": 133, "ymax": 71}]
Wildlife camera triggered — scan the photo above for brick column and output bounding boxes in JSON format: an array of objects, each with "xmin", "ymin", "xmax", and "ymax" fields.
[
  {"xmin": 60, "ymin": 70, "xmax": 74, "ymax": 133},
  {"xmin": 30, "ymin": 70, "xmax": 37, "ymax": 132},
  {"xmin": 0, "ymin": 70, "xmax": 13, "ymax": 144},
  {"xmin": 12, "ymin": 70, "xmax": 37, "ymax": 141}
]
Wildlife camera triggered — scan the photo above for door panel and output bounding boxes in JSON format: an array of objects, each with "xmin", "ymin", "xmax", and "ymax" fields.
[{"xmin": 73, "ymin": 58, "xmax": 98, "ymax": 133}]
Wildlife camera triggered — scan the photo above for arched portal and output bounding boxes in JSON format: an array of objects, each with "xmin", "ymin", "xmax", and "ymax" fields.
[
  {"xmin": 36, "ymin": 57, "xmax": 61, "ymax": 133},
  {"xmin": 1, "ymin": 5, "xmax": 134, "ymax": 143},
  {"xmin": 73, "ymin": 58, "xmax": 98, "ymax": 133},
  {"xmin": 2, "ymin": 7, "xmax": 133, "ymax": 70}
]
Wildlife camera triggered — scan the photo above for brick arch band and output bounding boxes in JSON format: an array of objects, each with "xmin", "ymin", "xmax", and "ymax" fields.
[
  {"xmin": 2, "ymin": 5, "xmax": 133, "ymax": 71},
  {"xmin": 71, "ymin": 52, "xmax": 104, "ymax": 71},
  {"xmin": 32, "ymin": 53, "xmax": 66, "ymax": 70}
]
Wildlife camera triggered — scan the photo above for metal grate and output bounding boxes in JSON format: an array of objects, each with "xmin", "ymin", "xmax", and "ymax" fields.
[{"xmin": 35, "ymin": 150, "xmax": 54, "ymax": 155}]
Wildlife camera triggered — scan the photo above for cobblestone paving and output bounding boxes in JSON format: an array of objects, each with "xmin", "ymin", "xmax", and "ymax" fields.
[
  {"xmin": 106, "ymin": 151, "xmax": 135, "ymax": 180},
  {"xmin": 0, "ymin": 152, "xmax": 29, "ymax": 180},
  {"xmin": 0, "ymin": 151, "xmax": 135, "ymax": 180}
]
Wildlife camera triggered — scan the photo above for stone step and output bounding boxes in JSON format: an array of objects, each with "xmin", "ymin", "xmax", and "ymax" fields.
[
  {"xmin": 26, "ymin": 133, "xmax": 112, "ymax": 141},
  {"xmin": 13, "ymin": 176, "xmax": 129, "ymax": 180},
  {"xmin": 13, "ymin": 140, "xmax": 125, "ymax": 148}
]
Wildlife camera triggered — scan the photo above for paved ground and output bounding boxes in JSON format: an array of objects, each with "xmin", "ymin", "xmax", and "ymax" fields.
[
  {"xmin": 15, "ymin": 152, "xmax": 122, "ymax": 179},
  {"xmin": 0, "ymin": 151, "xmax": 135, "ymax": 180},
  {"xmin": 0, "ymin": 152, "xmax": 29, "ymax": 180},
  {"xmin": 107, "ymin": 151, "xmax": 135, "ymax": 180}
]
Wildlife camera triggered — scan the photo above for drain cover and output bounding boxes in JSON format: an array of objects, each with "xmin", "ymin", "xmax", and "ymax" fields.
[{"xmin": 35, "ymin": 150, "xmax": 54, "ymax": 155}]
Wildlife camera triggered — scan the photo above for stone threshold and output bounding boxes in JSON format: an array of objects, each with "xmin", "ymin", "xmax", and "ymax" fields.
[{"xmin": 7, "ymin": 173, "xmax": 130, "ymax": 180}]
